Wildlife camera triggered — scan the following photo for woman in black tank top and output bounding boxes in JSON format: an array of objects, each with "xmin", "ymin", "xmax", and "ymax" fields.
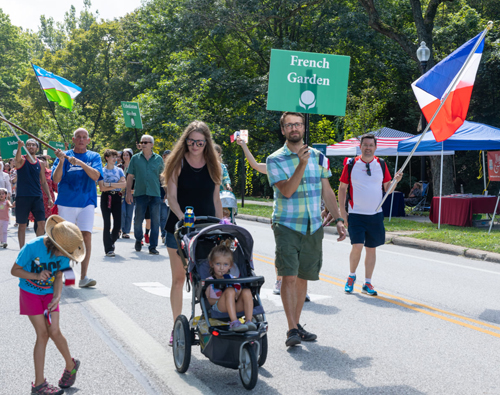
[{"xmin": 162, "ymin": 121, "xmax": 222, "ymax": 345}]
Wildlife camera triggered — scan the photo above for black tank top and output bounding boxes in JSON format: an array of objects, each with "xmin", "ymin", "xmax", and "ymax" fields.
[
  {"xmin": 165, "ymin": 160, "xmax": 215, "ymax": 234},
  {"xmin": 16, "ymin": 156, "xmax": 42, "ymax": 197}
]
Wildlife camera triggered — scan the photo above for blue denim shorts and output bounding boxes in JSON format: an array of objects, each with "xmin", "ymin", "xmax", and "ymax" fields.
[
  {"xmin": 165, "ymin": 231, "xmax": 177, "ymax": 249},
  {"xmin": 211, "ymin": 300, "xmax": 222, "ymax": 313}
]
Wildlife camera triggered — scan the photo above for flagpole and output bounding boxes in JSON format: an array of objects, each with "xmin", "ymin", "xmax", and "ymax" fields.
[
  {"xmin": 30, "ymin": 62, "xmax": 68, "ymax": 143},
  {"xmin": 376, "ymin": 22, "xmax": 493, "ymax": 212},
  {"xmin": 0, "ymin": 118, "xmax": 67, "ymax": 157},
  {"xmin": 0, "ymin": 109, "xmax": 35, "ymax": 162}
]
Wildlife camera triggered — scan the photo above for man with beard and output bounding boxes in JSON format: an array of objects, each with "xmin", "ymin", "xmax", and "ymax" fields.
[
  {"xmin": 267, "ymin": 112, "xmax": 346, "ymax": 348},
  {"xmin": 338, "ymin": 134, "xmax": 402, "ymax": 297},
  {"xmin": 14, "ymin": 139, "xmax": 53, "ymax": 248}
]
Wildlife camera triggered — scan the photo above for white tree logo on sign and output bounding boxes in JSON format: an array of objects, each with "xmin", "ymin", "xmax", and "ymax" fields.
[{"xmin": 299, "ymin": 90, "xmax": 316, "ymax": 110}]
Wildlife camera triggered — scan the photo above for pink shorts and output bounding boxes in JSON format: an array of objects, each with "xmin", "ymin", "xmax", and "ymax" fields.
[{"xmin": 20, "ymin": 289, "xmax": 60, "ymax": 316}]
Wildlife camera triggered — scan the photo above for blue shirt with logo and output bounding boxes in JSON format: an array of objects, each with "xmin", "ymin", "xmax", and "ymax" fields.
[
  {"xmin": 52, "ymin": 150, "xmax": 103, "ymax": 207},
  {"xmin": 103, "ymin": 167, "xmax": 125, "ymax": 192},
  {"xmin": 16, "ymin": 237, "xmax": 71, "ymax": 295}
]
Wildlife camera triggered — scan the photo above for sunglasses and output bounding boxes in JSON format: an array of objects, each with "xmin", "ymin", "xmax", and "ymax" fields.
[
  {"xmin": 140, "ymin": 141, "xmax": 152, "ymax": 144},
  {"xmin": 366, "ymin": 162, "xmax": 371, "ymax": 176},
  {"xmin": 186, "ymin": 139, "xmax": 206, "ymax": 147}
]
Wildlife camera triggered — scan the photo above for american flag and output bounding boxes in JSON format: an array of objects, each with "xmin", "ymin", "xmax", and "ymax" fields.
[{"xmin": 326, "ymin": 127, "xmax": 413, "ymax": 157}]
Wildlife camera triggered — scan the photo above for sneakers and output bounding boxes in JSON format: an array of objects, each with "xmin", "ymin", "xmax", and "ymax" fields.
[
  {"xmin": 285, "ymin": 328, "xmax": 301, "ymax": 347},
  {"xmin": 105, "ymin": 251, "xmax": 115, "ymax": 257},
  {"xmin": 345, "ymin": 275, "xmax": 356, "ymax": 293},
  {"xmin": 149, "ymin": 248, "xmax": 159, "ymax": 255},
  {"xmin": 79, "ymin": 277, "xmax": 96, "ymax": 288},
  {"xmin": 169, "ymin": 330, "xmax": 173, "ymax": 347},
  {"xmin": 245, "ymin": 321, "xmax": 257, "ymax": 331},
  {"xmin": 31, "ymin": 379, "xmax": 63, "ymax": 394},
  {"xmin": 122, "ymin": 233, "xmax": 130, "ymax": 239},
  {"xmin": 273, "ymin": 279, "xmax": 282, "ymax": 295},
  {"xmin": 305, "ymin": 293, "xmax": 311, "ymax": 302},
  {"xmin": 297, "ymin": 323, "xmax": 317, "ymax": 341},
  {"xmin": 59, "ymin": 358, "xmax": 80, "ymax": 388},
  {"xmin": 229, "ymin": 320, "xmax": 248, "ymax": 332},
  {"xmin": 162, "ymin": 236, "xmax": 166, "ymax": 245},
  {"xmin": 144, "ymin": 234, "xmax": 150, "ymax": 244},
  {"xmin": 135, "ymin": 240, "xmax": 142, "ymax": 252},
  {"xmin": 362, "ymin": 282, "xmax": 378, "ymax": 296},
  {"xmin": 2, "ymin": 243, "xmax": 7, "ymax": 248}
]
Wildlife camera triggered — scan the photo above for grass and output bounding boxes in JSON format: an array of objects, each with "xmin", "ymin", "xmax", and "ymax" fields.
[{"xmin": 237, "ymin": 204, "xmax": 500, "ymax": 254}]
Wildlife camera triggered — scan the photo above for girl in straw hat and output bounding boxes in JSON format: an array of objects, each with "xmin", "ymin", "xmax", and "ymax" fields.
[{"xmin": 11, "ymin": 215, "xmax": 85, "ymax": 394}]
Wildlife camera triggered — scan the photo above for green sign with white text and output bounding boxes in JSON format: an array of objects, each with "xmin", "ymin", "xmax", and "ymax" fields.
[
  {"xmin": 121, "ymin": 102, "xmax": 143, "ymax": 129},
  {"xmin": 0, "ymin": 135, "xmax": 29, "ymax": 159},
  {"xmin": 267, "ymin": 49, "xmax": 350, "ymax": 116},
  {"xmin": 47, "ymin": 141, "xmax": 66, "ymax": 158}
]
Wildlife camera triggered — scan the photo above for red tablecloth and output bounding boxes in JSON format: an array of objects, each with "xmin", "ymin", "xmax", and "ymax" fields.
[{"xmin": 429, "ymin": 196, "xmax": 500, "ymax": 227}]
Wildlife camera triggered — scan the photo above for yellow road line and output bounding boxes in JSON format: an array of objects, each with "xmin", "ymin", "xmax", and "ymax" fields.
[{"xmin": 253, "ymin": 253, "xmax": 500, "ymax": 338}]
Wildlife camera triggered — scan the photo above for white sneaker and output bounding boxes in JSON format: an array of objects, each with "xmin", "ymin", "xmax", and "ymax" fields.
[
  {"xmin": 79, "ymin": 277, "xmax": 97, "ymax": 288},
  {"xmin": 273, "ymin": 280, "xmax": 282, "ymax": 295},
  {"xmin": 106, "ymin": 251, "xmax": 115, "ymax": 257}
]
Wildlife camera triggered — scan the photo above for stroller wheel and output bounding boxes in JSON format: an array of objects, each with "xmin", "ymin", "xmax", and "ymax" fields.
[
  {"xmin": 173, "ymin": 315, "xmax": 191, "ymax": 373},
  {"xmin": 258, "ymin": 334, "xmax": 268, "ymax": 367},
  {"xmin": 239, "ymin": 343, "xmax": 258, "ymax": 390}
]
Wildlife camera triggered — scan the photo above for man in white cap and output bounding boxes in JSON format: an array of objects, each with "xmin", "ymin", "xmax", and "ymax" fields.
[{"xmin": 14, "ymin": 139, "xmax": 53, "ymax": 248}]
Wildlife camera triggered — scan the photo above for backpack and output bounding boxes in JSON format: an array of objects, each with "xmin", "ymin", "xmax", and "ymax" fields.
[{"xmin": 344, "ymin": 157, "xmax": 386, "ymax": 212}]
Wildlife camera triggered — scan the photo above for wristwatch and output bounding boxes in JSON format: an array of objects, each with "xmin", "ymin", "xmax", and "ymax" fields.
[{"xmin": 335, "ymin": 217, "xmax": 345, "ymax": 224}]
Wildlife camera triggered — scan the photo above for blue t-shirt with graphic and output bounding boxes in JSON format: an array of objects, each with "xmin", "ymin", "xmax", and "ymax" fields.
[
  {"xmin": 103, "ymin": 167, "xmax": 125, "ymax": 192},
  {"xmin": 16, "ymin": 236, "xmax": 71, "ymax": 295},
  {"xmin": 52, "ymin": 150, "xmax": 103, "ymax": 208}
]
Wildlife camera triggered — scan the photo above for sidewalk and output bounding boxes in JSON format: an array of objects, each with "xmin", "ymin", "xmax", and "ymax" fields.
[{"xmin": 236, "ymin": 213, "xmax": 500, "ymax": 264}]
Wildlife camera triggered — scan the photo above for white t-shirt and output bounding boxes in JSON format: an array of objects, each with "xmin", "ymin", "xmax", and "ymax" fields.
[{"xmin": 340, "ymin": 156, "xmax": 391, "ymax": 215}]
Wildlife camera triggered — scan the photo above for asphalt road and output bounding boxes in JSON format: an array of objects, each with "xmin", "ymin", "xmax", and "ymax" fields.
[{"xmin": 1, "ymin": 208, "xmax": 500, "ymax": 394}]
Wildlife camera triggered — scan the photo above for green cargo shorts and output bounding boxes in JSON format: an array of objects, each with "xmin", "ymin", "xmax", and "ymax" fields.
[{"xmin": 272, "ymin": 222, "xmax": 324, "ymax": 281}]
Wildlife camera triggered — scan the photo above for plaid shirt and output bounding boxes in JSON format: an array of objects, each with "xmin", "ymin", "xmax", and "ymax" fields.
[{"xmin": 267, "ymin": 144, "xmax": 331, "ymax": 235}]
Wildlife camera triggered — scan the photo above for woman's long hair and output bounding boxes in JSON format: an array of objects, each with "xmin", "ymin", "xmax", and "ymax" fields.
[{"xmin": 162, "ymin": 121, "xmax": 221, "ymax": 186}]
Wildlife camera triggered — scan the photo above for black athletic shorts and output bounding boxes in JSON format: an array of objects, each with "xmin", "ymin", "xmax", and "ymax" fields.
[{"xmin": 16, "ymin": 196, "xmax": 45, "ymax": 224}]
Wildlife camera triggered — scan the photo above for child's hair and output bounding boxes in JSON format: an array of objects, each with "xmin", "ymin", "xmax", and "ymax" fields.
[
  {"xmin": 44, "ymin": 237, "xmax": 60, "ymax": 258},
  {"xmin": 208, "ymin": 239, "xmax": 234, "ymax": 277},
  {"xmin": 0, "ymin": 187, "xmax": 7, "ymax": 195}
]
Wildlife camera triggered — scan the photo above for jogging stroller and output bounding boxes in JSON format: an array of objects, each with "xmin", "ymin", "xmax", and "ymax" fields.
[{"xmin": 173, "ymin": 217, "xmax": 268, "ymax": 390}]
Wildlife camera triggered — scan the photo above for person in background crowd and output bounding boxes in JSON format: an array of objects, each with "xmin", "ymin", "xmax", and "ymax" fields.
[
  {"xmin": 53, "ymin": 128, "xmax": 103, "ymax": 288},
  {"xmin": 0, "ymin": 187, "xmax": 12, "ymax": 248},
  {"xmin": 15, "ymin": 139, "xmax": 53, "ymax": 248},
  {"xmin": 4, "ymin": 162, "xmax": 11, "ymax": 173},
  {"xmin": 0, "ymin": 162, "xmax": 12, "ymax": 199},
  {"xmin": 405, "ymin": 182, "xmax": 423, "ymax": 206},
  {"xmin": 98, "ymin": 149, "xmax": 126, "ymax": 257},
  {"xmin": 163, "ymin": 120, "xmax": 222, "ymax": 346},
  {"xmin": 126, "ymin": 135, "xmax": 164, "ymax": 255},
  {"xmin": 160, "ymin": 150, "xmax": 171, "ymax": 245},
  {"xmin": 9, "ymin": 158, "xmax": 17, "ymax": 226},
  {"xmin": 120, "ymin": 148, "xmax": 134, "ymax": 239},
  {"xmin": 214, "ymin": 144, "xmax": 232, "ymax": 192},
  {"xmin": 116, "ymin": 152, "xmax": 123, "ymax": 169},
  {"xmin": 29, "ymin": 156, "xmax": 57, "ymax": 234}
]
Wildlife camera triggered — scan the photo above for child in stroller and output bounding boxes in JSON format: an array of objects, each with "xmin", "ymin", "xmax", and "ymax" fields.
[{"xmin": 206, "ymin": 240, "xmax": 256, "ymax": 332}]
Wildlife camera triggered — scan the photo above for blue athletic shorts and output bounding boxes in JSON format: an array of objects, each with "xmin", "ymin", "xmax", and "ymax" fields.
[{"xmin": 348, "ymin": 212, "xmax": 385, "ymax": 248}]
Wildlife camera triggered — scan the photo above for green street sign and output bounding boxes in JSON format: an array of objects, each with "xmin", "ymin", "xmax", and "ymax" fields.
[
  {"xmin": 121, "ymin": 102, "xmax": 143, "ymax": 129},
  {"xmin": 267, "ymin": 49, "xmax": 350, "ymax": 116},
  {"xmin": 47, "ymin": 141, "xmax": 66, "ymax": 158},
  {"xmin": 0, "ymin": 135, "xmax": 29, "ymax": 158}
]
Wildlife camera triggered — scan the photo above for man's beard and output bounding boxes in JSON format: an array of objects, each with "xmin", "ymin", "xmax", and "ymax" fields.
[{"xmin": 287, "ymin": 134, "xmax": 303, "ymax": 143}]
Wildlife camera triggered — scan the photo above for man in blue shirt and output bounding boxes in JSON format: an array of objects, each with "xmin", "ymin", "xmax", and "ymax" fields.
[{"xmin": 53, "ymin": 128, "xmax": 103, "ymax": 288}]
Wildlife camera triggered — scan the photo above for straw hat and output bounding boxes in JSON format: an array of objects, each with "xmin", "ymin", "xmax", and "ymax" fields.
[{"xmin": 45, "ymin": 215, "xmax": 86, "ymax": 262}]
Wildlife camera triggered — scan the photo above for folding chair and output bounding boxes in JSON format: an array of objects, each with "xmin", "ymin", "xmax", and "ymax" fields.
[{"xmin": 410, "ymin": 182, "xmax": 430, "ymax": 212}]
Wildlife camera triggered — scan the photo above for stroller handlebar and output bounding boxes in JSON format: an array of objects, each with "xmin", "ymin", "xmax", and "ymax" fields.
[
  {"xmin": 175, "ymin": 216, "xmax": 221, "ymax": 232},
  {"xmin": 203, "ymin": 276, "xmax": 265, "ymax": 287}
]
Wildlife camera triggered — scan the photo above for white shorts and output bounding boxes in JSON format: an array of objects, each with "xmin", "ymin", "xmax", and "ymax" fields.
[{"xmin": 58, "ymin": 204, "xmax": 95, "ymax": 233}]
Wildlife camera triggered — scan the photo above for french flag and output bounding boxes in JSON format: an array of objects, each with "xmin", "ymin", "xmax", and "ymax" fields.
[
  {"xmin": 411, "ymin": 32, "xmax": 485, "ymax": 142},
  {"xmin": 318, "ymin": 152, "xmax": 330, "ymax": 170}
]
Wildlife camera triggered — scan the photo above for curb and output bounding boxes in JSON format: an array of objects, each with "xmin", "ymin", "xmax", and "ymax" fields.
[{"xmin": 237, "ymin": 214, "xmax": 500, "ymax": 264}]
